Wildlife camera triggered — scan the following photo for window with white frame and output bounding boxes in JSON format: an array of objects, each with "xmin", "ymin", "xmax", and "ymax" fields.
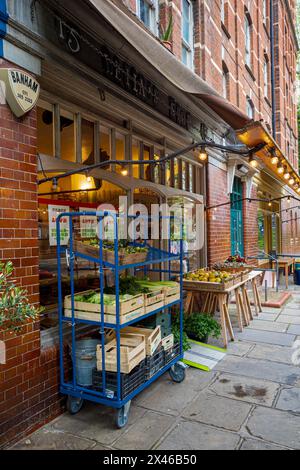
[
  {"xmin": 263, "ymin": 0, "xmax": 267, "ymax": 24},
  {"xmin": 222, "ymin": 63, "xmax": 229, "ymax": 100},
  {"xmin": 263, "ymin": 56, "xmax": 269, "ymax": 98},
  {"xmin": 137, "ymin": 0, "xmax": 158, "ymax": 34},
  {"xmin": 221, "ymin": 0, "xmax": 225, "ymax": 24},
  {"xmin": 246, "ymin": 97, "xmax": 254, "ymax": 119},
  {"xmin": 182, "ymin": 0, "xmax": 194, "ymax": 69},
  {"xmin": 245, "ymin": 13, "xmax": 252, "ymax": 68}
]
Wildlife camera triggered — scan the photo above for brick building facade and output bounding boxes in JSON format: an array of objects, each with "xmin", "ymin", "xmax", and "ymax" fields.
[{"xmin": 0, "ymin": 0, "xmax": 299, "ymax": 447}]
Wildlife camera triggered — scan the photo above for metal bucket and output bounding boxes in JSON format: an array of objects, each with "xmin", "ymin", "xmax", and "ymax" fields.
[{"xmin": 73, "ymin": 339, "xmax": 100, "ymax": 387}]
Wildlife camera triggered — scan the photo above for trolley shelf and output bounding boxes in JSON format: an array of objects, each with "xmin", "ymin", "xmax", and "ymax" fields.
[
  {"xmin": 61, "ymin": 298, "xmax": 181, "ymax": 329},
  {"xmin": 60, "ymin": 352, "xmax": 183, "ymax": 409},
  {"xmin": 57, "ymin": 210, "xmax": 185, "ymax": 428}
]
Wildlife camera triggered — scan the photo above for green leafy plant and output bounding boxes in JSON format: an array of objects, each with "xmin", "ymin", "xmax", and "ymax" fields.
[
  {"xmin": 185, "ymin": 313, "xmax": 221, "ymax": 343},
  {"xmin": 0, "ymin": 261, "xmax": 41, "ymax": 333},
  {"xmin": 171, "ymin": 310, "xmax": 191, "ymax": 352},
  {"xmin": 160, "ymin": 15, "xmax": 173, "ymax": 42}
]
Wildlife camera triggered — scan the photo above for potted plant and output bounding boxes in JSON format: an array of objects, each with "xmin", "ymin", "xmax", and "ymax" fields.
[
  {"xmin": 185, "ymin": 313, "xmax": 221, "ymax": 344},
  {"xmin": 0, "ymin": 261, "xmax": 41, "ymax": 363},
  {"xmin": 160, "ymin": 15, "xmax": 173, "ymax": 51}
]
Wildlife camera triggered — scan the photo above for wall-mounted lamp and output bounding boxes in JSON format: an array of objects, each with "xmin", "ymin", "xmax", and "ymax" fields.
[
  {"xmin": 249, "ymin": 156, "xmax": 258, "ymax": 168},
  {"xmin": 195, "ymin": 146, "xmax": 208, "ymax": 162}
]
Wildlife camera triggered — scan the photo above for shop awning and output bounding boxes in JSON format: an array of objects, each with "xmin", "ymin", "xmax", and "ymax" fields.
[
  {"xmin": 236, "ymin": 121, "xmax": 300, "ymax": 196},
  {"xmin": 83, "ymin": 0, "xmax": 251, "ymax": 130},
  {"xmin": 38, "ymin": 154, "xmax": 204, "ymax": 204}
]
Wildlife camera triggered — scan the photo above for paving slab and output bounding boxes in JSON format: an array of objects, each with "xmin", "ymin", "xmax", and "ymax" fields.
[
  {"xmin": 276, "ymin": 388, "xmax": 300, "ymax": 413},
  {"xmin": 277, "ymin": 315, "xmax": 300, "ymax": 325},
  {"xmin": 209, "ymin": 339, "xmax": 254, "ymax": 357},
  {"xmin": 215, "ymin": 355, "xmax": 300, "ymax": 385},
  {"xmin": 182, "ymin": 392, "xmax": 251, "ymax": 431},
  {"xmin": 11, "ymin": 428, "xmax": 95, "ymax": 450},
  {"xmin": 246, "ymin": 407, "xmax": 300, "ymax": 449},
  {"xmin": 280, "ymin": 308, "xmax": 300, "ymax": 317},
  {"xmin": 234, "ymin": 329, "xmax": 296, "ymax": 347},
  {"xmin": 248, "ymin": 320, "xmax": 288, "ymax": 333},
  {"xmin": 247, "ymin": 343, "xmax": 294, "ymax": 365},
  {"xmin": 134, "ymin": 369, "xmax": 215, "ymax": 416},
  {"xmin": 287, "ymin": 324, "xmax": 300, "ymax": 335},
  {"xmin": 51, "ymin": 402, "xmax": 146, "ymax": 446},
  {"xmin": 255, "ymin": 313, "xmax": 279, "ymax": 322},
  {"xmin": 114, "ymin": 411, "xmax": 175, "ymax": 450},
  {"xmin": 240, "ymin": 439, "xmax": 288, "ymax": 450},
  {"xmin": 209, "ymin": 373, "xmax": 280, "ymax": 406},
  {"xmin": 157, "ymin": 420, "xmax": 240, "ymax": 450}
]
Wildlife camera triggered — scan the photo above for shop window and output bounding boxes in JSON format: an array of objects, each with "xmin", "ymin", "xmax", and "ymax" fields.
[
  {"xmin": 100, "ymin": 125, "xmax": 111, "ymax": 171},
  {"xmin": 37, "ymin": 105, "xmax": 54, "ymax": 156},
  {"xmin": 82, "ymin": 119, "xmax": 94, "ymax": 165},
  {"xmin": 182, "ymin": 161, "xmax": 187, "ymax": 190},
  {"xmin": 116, "ymin": 132, "xmax": 126, "ymax": 175},
  {"xmin": 153, "ymin": 149, "xmax": 161, "ymax": 184},
  {"xmin": 132, "ymin": 138, "xmax": 141, "ymax": 179},
  {"xmin": 182, "ymin": 0, "xmax": 194, "ymax": 70},
  {"xmin": 137, "ymin": 0, "xmax": 158, "ymax": 34},
  {"xmin": 189, "ymin": 164, "xmax": 194, "ymax": 192},
  {"xmin": 61, "ymin": 109, "xmax": 75, "ymax": 162},
  {"xmin": 173, "ymin": 158, "xmax": 179, "ymax": 189}
]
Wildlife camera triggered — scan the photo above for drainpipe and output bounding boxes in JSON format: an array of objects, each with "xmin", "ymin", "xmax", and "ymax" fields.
[{"xmin": 270, "ymin": 0, "xmax": 276, "ymax": 139}]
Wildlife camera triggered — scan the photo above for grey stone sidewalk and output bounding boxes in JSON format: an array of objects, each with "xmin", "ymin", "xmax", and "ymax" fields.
[{"xmin": 10, "ymin": 290, "xmax": 300, "ymax": 450}]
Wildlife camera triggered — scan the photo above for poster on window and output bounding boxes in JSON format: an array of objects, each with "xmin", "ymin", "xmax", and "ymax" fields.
[
  {"xmin": 79, "ymin": 208, "xmax": 97, "ymax": 239},
  {"xmin": 48, "ymin": 205, "xmax": 70, "ymax": 246}
]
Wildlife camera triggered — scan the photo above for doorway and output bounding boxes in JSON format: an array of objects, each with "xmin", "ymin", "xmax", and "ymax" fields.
[{"xmin": 230, "ymin": 177, "xmax": 244, "ymax": 256}]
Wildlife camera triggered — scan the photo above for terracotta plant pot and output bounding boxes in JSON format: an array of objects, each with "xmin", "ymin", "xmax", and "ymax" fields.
[{"xmin": 162, "ymin": 40, "xmax": 172, "ymax": 52}]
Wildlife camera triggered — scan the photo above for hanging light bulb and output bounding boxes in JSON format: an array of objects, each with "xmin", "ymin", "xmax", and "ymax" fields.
[
  {"xmin": 268, "ymin": 201, "xmax": 272, "ymax": 207},
  {"xmin": 86, "ymin": 175, "xmax": 92, "ymax": 183},
  {"xmin": 287, "ymin": 196, "xmax": 291, "ymax": 204},
  {"xmin": 277, "ymin": 162, "xmax": 284, "ymax": 174},
  {"xmin": 196, "ymin": 146, "xmax": 208, "ymax": 162},
  {"xmin": 249, "ymin": 156, "xmax": 258, "ymax": 168},
  {"xmin": 283, "ymin": 169, "xmax": 290, "ymax": 180},
  {"xmin": 289, "ymin": 177, "xmax": 295, "ymax": 186},
  {"xmin": 121, "ymin": 167, "xmax": 128, "ymax": 176},
  {"xmin": 270, "ymin": 150, "xmax": 279, "ymax": 165}
]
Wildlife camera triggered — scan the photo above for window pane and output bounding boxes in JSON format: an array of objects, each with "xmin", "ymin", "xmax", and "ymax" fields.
[
  {"xmin": 132, "ymin": 138, "xmax": 140, "ymax": 179},
  {"xmin": 182, "ymin": 0, "xmax": 191, "ymax": 44},
  {"xmin": 143, "ymin": 145, "xmax": 152, "ymax": 181},
  {"xmin": 37, "ymin": 106, "xmax": 54, "ymax": 156},
  {"xmin": 82, "ymin": 119, "xmax": 94, "ymax": 165},
  {"xmin": 61, "ymin": 109, "xmax": 75, "ymax": 162},
  {"xmin": 100, "ymin": 126, "xmax": 111, "ymax": 170},
  {"xmin": 116, "ymin": 132, "xmax": 126, "ymax": 175},
  {"xmin": 139, "ymin": 0, "xmax": 150, "ymax": 27}
]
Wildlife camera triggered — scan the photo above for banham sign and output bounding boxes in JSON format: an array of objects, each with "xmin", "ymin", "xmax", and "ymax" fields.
[{"xmin": 0, "ymin": 69, "xmax": 40, "ymax": 118}]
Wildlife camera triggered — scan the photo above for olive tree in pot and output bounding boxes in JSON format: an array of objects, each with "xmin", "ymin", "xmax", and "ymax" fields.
[
  {"xmin": 185, "ymin": 313, "xmax": 221, "ymax": 344},
  {"xmin": 0, "ymin": 261, "xmax": 40, "ymax": 364}
]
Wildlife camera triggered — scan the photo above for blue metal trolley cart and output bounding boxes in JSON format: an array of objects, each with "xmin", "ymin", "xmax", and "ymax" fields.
[{"xmin": 57, "ymin": 211, "xmax": 185, "ymax": 428}]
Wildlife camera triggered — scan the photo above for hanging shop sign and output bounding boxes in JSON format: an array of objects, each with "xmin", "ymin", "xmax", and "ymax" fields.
[
  {"xmin": 41, "ymin": 7, "xmax": 203, "ymax": 134},
  {"xmin": 0, "ymin": 68, "xmax": 40, "ymax": 118},
  {"xmin": 79, "ymin": 208, "xmax": 97, "ymax": 239},
  {"xmin": 48, "ymin": 205, "xmax": 70, "ymax": 246}
]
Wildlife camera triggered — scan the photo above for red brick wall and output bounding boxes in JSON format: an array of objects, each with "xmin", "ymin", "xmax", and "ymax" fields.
[
  {"xmin": 243, "ymin": 184, "xmax": 259, "ymax": 261},
  {"xmin": 0, "ymin": 60, "xmax": 66, "ymax": 448},
  {"xmin": 206, "ymin": 164, "xmax": 231, "ymax": 266}
]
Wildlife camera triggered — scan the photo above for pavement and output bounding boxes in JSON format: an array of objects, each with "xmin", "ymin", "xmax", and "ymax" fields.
[{"xmin": 10, "ymin": 284, "xmax": 300, "ymax": 451}]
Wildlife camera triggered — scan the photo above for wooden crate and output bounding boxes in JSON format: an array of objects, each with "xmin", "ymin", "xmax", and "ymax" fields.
[
  {"xmin": 75, "ymin": 240, "xmax": 100, "ymax": 258},
  {"xmin": 64, "ymin": 306, "xmax": 145, "ymax": 324},
  {"xmin": 64, "ymin": 289, "xmax": 144, "ymax": 316},
  {"xmin": 96, "ymin": 333, "xmax": 146, "ymax": 373},
  {"xmin": 144, "ymin": 289, "xmax": 165, "ymax": 314},
  {"xmin": 104, "ymin": 249, "xmax": 148, "ymax": 266},
  {"xmin": 74, "ymin": 240, "xmax": 148, "ymax": 266},
  {"xmin": 121, "ymin": 326, "xmax": 161, "ymax": 356},
  {"xmin": 164, "ymin": 284, "xmax": 180, "ymax": 305},
  {"xmin": 161, "ymin": 334, "xmax": 174, "ymax": 351}
]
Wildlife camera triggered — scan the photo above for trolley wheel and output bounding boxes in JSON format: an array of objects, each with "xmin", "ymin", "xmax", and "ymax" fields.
[
  {"xmin": 66, "ymin": 396, "xmax": 84, "ymax": 415},
  {"xmin": 116, "ymin": 401, "xmax": 131, "ymax": 429},
  {"xmin": 169, "ymin": 362, "xmax": 186, "ymax": 383}
]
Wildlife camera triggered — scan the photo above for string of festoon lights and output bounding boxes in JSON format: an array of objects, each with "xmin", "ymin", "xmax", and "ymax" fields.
[{"xmin": 205, "ymin": 195, "xmax": 300, "ymax": 225}]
